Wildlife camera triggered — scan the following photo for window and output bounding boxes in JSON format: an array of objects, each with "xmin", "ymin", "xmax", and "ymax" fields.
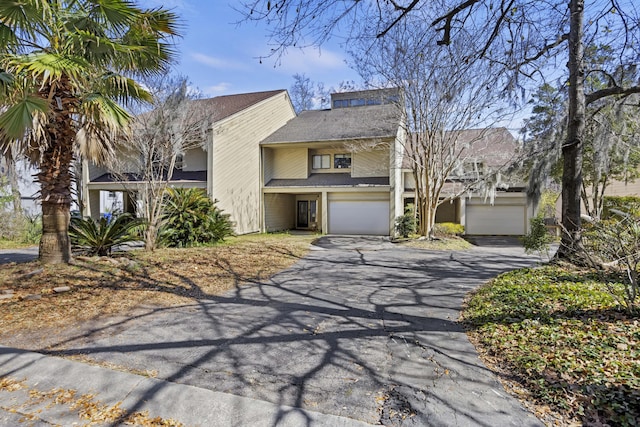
[
  {"xmin": 175, "ymin": 154, "xmax": 184, "ymax": 170},
  {"xmin": 332, "ymin": 99, "xmax": 348, "ymax": 108},
  {"xmin": 312, "ymin": 154, "xmax": 331, "ymax": 169},
  {"xmin": 334, "ymin": 154, "xmax": 352, "ymax": 169},
  {"xmin": 108, "ymin": 191, "xmax": 117, "ymax": 199},
  {"xmin": 349, "ymin": 98, "xmax": 365, "ymax": 107}
]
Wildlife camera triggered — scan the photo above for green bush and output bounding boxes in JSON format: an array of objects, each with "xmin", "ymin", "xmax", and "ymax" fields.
[
  {"xmin": 602, "ymin": 196, "xmax": 640, "ymax": 219},
  {"xmin": 395, "ymin": 204, "xmax": 416, "ymax": 238},
  {"xmin": 69, "ymin": 213, "xmax": 145, "ymax": 256},
  {"xmin": 522, "ymin": 216, "xmax": 554, "ymax": 255},
  {"xmin": 583, "ymin": 210, "xmax": 640, "ymax": 314},
  {"xmin": 433, "ymin": 222, "xmax": 464, "ymax": 237},
  {"xmin": 161, "ymin": 188, "xmax": 234, "ymax": 247}
]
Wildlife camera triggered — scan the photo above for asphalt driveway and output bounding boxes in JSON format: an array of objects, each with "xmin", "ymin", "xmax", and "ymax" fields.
[{"xmin": 37, "ymin": 237, "xmax": 542, "ymax": 426}]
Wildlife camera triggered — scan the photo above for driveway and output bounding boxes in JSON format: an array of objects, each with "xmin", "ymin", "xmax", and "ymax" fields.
[
  {"xmin": 38, "ymin": 237, "xmax": 542, "ymax": 426},
  {"xmin": 0, "ymin": 246, "xmax": 38, "ymax": 264}
]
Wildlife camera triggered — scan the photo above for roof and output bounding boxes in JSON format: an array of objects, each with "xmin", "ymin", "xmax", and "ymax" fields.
[
  {"xmin": 193, "ymin": 90, "xmax": 287, "ymax": 122},
  {"xmin": 93, "ymin": 170, "xmax": 207, "ymax": 183},
  {"xmin": 262, "ymin": 103, "xmax": 401, "ymax": 144},
  {"xmin": 402, "ymin": 127, "xmax": 518, "ymax": 169},
  {"xmin": 265, "ymin": 173, "xmax": 389, "ymax": 187}
]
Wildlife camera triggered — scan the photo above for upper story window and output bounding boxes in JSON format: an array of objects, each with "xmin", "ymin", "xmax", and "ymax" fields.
[
  {"xmin": 333, "ymin": 99, "xmax": 349, "ymax": 108},
  {"xmin": 312, "ymin": 154, "xmax": 331, "ymax": 169},
  {"xmin": 334, "ymin": 154, "xmax": 352, "ymax": 169}
]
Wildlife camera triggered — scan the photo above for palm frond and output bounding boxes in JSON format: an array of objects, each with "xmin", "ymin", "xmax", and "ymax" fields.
[
  {"xmin": 99, "ymin": 72, "xmax": 152, "ymax": 104},
  {"xmin": 69, "ymin": 212, "xmax": 144, "ymax": 256},
  {"xmin": 0, "ymin": 95, "xmax": 48, "ymax": 139},
  {"xmin": 8, "ymin": 52, "xmax": 91, "ymax": 85},
  {"xmin": 0, "ymin": 0, "xmax": 50, "ymax": 50},
  {"xmin": 85, "ymin": 0, "xmax": 138, "ymax": 30}
]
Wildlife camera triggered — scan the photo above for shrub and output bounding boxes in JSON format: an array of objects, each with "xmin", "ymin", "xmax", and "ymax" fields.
[
  {"xmin": 432, "ymin": 222, "xmax": 464, "ymax": 237},
  {"xmin": 523, "ymin": 216, "xmax": 554, "ymax": 256},
  {"xmin": 395, "ymin": 204, "xmax": 416, "ymax": 238},
  {"xmin": 583, "ymin": 209, "xmax": 640, "ymax": 314},
  {"xmin": 69, "ymin": 213, "xmax": 145, "ymax": 256},
  {"xmin": 602, "ymin": 196, "xmax": 640, "ymax": 219},
  {"xmin": 161, "ymin": 188, "xmax": 234, "ymax": 247}
]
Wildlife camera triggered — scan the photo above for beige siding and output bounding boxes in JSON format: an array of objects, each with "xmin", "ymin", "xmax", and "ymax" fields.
[
  {"xmin": 263, "ymin": 147, "xmax": 275, "ymax": 183},
  {"xmin": 265, "ymin": 193, "xmax": 295, "ymax": 231},
  {"xmin": 604, "ymin": 179, "xmax": 640, "ymax": 196},
  {"xmin": 212, "ymin": 92, "xmax": 296, "ymax": 234},
  {"xmin": 404, "ymin": 171, "xmax": 415, "ymax": 190},
  {"xmin": 270, "ymin": 147, "xmax": 308, "ymax": 179},
  {"xmin": 183, "ymin": 147, "xmax": 207, "ymax": 171},
  {"xmin": 352, "ymin": 148, "xmax": 389, "ymax": 178}
]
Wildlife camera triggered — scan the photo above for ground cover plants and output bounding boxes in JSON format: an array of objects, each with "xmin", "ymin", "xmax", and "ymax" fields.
[
  {"xmin": 463, "ymin": 265, "xmax": 639, "ymax": 426},
  {"xmin": 0, "ymin": 233, "xmax": 312, "ymax": 349}
]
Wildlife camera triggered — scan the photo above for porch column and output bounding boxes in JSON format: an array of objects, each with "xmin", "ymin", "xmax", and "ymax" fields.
[
  {"xmin": 459, "ymin": 197, "xmax": 467, "ymax": 232},
  {"xmin": 88, "ymin": 190, "xmax": 101, "ymax": 221},
  {"xmin": 321, "ymin": 191, "xmax": 328, "ymax": 234}
]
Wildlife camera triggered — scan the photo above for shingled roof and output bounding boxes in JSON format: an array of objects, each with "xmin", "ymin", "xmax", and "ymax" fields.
[
  {"xmin": 402, "ymin": 127, "xmax": 518, "ymax": 169},
  {"xmin": 262, "ymin": 103, "xmax": 401, "ymax": 144},
  {"xmin": 193, "ymin": 90, "xmax": 287, "ymax": 122}
]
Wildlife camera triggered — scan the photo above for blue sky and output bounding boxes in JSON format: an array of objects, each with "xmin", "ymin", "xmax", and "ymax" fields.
[{"xmin": 143, "ymin": 1, "xmax": 361, "ymax": 97}]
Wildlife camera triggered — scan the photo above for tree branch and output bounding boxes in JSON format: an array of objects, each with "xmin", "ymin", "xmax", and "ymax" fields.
[
  {"xmin": 377, "ymin": 0, "xmax": 421, "ymax": 39},
  {"xmin": 586, "ymin": 86, "xmax": 640, "ymax": 105},
  {"xmin": 431, "ymin": 0, "xmax": 480, "ymax": 46}
]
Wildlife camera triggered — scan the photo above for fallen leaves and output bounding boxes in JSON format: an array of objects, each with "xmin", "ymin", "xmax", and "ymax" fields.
[
  {"xmin": 463, "ymin": 265, "xmax": 640, "ymax": 426},
  {"xmin": 0, "ymin": 234, "xmax": 313, "ymax": 348},
  {"xmin": 0, "ymin": 377, "xmax": 185, "ymax": 426}
]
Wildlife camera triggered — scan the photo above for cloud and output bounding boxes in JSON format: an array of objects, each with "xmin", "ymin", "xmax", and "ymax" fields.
[
  {"xmin": 202, "ymin": 82, "xmax": 232, "ymax": 96},
  {"xmin": 276, "ymin": 47, "xmax": 347, "ymax": 73},
  {"xmin": 191, "ymin": 53, "xmax": 250, "ymax": 71}
]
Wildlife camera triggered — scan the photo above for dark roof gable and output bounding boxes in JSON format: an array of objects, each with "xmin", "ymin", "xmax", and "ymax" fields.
[{"xmin": 194, "ymin": 89, "xmax": 287, "ymax": 122}]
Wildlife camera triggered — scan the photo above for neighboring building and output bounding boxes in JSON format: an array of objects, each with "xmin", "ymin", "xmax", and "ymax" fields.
[
  {"xmin": 0, "ymin": 157, "xmax": 40, "ymax": 216},
  {"xmin": 402, "ymin": 128, "xmax": 534, "ymax": 235},
  {"xmin": 261, "ymin": 88, "xmax": 406, "ymax": 235},
  {"xmin": 83, "ymin": 90, "xmax": 296, "ymax": 234}
]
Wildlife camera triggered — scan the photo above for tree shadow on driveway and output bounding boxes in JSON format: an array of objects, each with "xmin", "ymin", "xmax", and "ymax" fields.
[{"xmin": 36, "ymin": 243, "xmax": 542, "ymax": 427}]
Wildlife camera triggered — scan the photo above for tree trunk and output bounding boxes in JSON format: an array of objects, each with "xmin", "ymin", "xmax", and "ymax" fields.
[
  {"xmin": 6, "ymin": 154, "xmax": 22, "ymax": 214},
  {"xmin": 37, "ymin": 80, "xmax": 76, "ymax": 264},
  {"xmin": 558, "ymin": 0, "xmax": 586, "ymax": 260}
]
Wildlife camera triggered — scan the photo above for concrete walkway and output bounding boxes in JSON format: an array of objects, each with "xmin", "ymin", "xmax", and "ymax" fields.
[{"xmin": 0, "ymin": 237, "xmax": 545, "ymax": 426}]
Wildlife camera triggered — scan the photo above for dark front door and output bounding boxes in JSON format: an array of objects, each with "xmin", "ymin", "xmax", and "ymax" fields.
[{"xmin": 297, "ymin": 201, "xmax": 309, "ymax": 228}]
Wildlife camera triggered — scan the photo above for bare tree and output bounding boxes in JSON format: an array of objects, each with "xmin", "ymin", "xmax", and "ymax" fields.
[
  {"xmin": 109, "ymin": 75, "xmax": 211, "ymax": 250},
  {"xmin": 350, "ymin": 13, "xmax": 517, "ymax": 237},
  {"xmin": 239, "ymin": 0, "xmax": 640, "ymax": 261},
  {"xmin": 290, "ymin": 73, "xmax": 315, "ymax": 113}
]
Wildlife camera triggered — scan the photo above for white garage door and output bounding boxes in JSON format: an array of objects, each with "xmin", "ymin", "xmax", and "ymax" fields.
[
  {"xmin": 466, "ymin": 205, "xmax": 526, "ymax": 235},
  {"xmin": 328, "ymin": 197, "xmax": 390, "ymax": 235}
]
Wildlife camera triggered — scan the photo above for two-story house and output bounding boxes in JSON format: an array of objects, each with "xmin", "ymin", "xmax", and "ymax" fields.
[
  {"xmin": 260, "ymin": 89, "xmax": 406, "ymax": 235},
  {"xmin": 82, "ymin": 89, "xmax": 296, "ymax": 235}
]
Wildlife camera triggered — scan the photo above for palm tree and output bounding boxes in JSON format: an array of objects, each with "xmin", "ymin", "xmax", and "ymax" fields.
[{"xmin": 0, "ymin": 0, "xmax": 178, "ymax": 263}]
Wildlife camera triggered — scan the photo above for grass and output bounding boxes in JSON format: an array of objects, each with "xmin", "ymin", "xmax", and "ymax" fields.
[
  {"xmin": 462, "ymin": 265, "xmax": 639, "ymax": 426},
  {"xmin": 0, "ymin": 233, "xmax": 313, "ymax": 348},
  {"xmin": 0, "ymin": 239, "xmax": 37, "ymax": 250},
  {"xmin": 394, "ymin": 235, "xmax": 472, "ymax": 251}
]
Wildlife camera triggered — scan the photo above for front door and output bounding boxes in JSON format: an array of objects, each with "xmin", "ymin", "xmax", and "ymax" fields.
[{"xmin": 297, "ymin": 201, "xmax": 309, "ymax": 228}]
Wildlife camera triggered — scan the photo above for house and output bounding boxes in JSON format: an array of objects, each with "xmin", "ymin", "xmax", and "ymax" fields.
[
  {"xmin": 260, "ymin": 88, "xmax": 406, "ymax": 235},
  {"xmin": 82, "ymin": 89, "xmax": 296, "ymax": 234},
  {"xmin": 402, "ymin": 128, "xmax": 534, "ymax": 235},
  {"xmin": 83, "ymin": 87, "xmax": 532, "ymax": 237}
]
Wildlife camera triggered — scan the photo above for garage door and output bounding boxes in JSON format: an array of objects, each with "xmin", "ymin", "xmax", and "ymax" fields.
[
  {"xmin": 328, "ymin": 195, "xmax": 390, "ymax": 235},
  {"xmin": 466, "ymin": 205, "xmax": 526, "ymax": 235}
]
